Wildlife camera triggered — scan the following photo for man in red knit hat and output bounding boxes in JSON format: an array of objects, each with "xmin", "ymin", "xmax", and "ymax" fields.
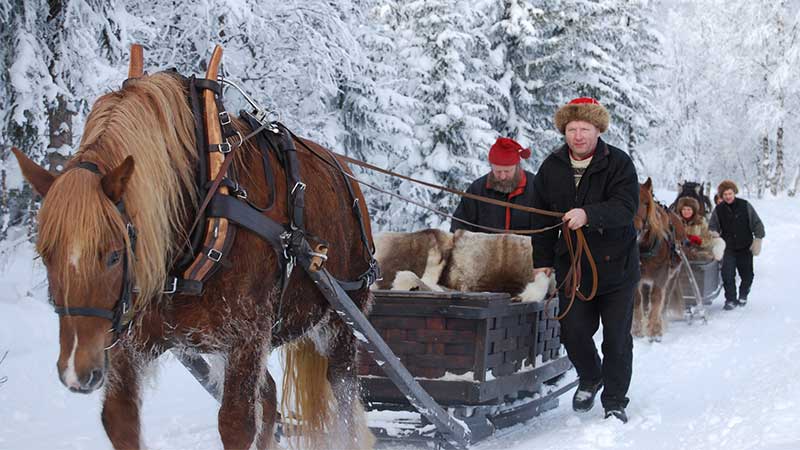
[
  {"xmin": 451, "ymin": 137, "xmax": 536, "ymax": 234},
  {"xmin": 531, "ymin": 97, "xmax": 640, "ymax": 424}
]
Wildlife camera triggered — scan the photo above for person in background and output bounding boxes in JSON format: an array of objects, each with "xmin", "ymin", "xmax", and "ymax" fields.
[
  {"xmin": 677, "ymin": 197, "xmax": 724, "ymax": 261},
  {"xmin": 451, "ymin": 137, "xmax": 535, "ymax": 234},
  {"xmin": 709, "ymin": 180, "xmax": 765, "ymax": 310},
  {"xmin": 530, "ymin": 97, "xmax": 640, "ymax": 424}
]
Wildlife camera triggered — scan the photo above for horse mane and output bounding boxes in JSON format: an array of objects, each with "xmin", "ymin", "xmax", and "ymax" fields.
[
  {"xmin": 37, "ymin": 72, "xmax": 198, "ymax": 309},
  {"xmin": 644, "ymin": 188, "xmax": 668, "ymax": 241}
]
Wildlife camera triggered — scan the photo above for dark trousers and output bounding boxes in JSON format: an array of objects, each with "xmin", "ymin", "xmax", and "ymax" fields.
[
  {"xmin": 559, "ymin": 284, "xmax": 634, "ymax": 410},
  {"xmin": 721, "ymin": 248, "xmax": 754, "ymax": 302}
]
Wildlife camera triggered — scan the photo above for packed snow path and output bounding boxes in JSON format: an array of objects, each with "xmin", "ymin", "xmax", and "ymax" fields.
[{"xmin": 1, "ymin": 197, "xmax": 798, "ymax": 450}]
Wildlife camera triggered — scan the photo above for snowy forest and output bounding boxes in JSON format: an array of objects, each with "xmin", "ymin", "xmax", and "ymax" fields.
[{"xmin": 0, "ymin": 0, "xmax": 798, "ymax": 239}]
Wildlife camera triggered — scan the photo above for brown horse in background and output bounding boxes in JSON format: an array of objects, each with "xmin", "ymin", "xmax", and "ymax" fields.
[
  {"xmin": 12, "ymin": 56, "xmax": 375, "ymax": 449},
  {"xmin": 632, "ymin": 178, "xmax": 686, "ymax": 342}
]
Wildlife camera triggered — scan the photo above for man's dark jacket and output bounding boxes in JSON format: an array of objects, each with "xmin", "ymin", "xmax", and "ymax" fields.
[
  {"xmin": 709, "ymin": 198, "xmax": 765, "ymax": 250},
  {"xmin": 532, "ymin": 139, "xmax": 640, "ymax": 295},
  {"xmin": 451, "ymin": 170, "xmax": 536, "ymax": 233}
]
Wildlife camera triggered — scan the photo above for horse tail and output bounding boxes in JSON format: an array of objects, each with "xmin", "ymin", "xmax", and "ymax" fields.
[{"xmin": 280, "ymin": 337, "xmax": 335, "ymax": 450}]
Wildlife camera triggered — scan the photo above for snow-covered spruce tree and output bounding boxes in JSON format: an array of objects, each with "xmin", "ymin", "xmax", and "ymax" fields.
[
  {"xmin": 486, "ymin": 0, "xmax": 550, "ymax": 167},
  {"xmin": 335, "ymin": 1, "xmax": 424, "ymax": 231},
  {"xmin": 397, "ymin": 0, "xmax": 498, "ymax": 229},
  {"xmin": 0, "ymin": 0, "xmax": 128, "ymax": 238},
  {"xmin": 611, "ymin": 0, "xmax": 662, "ymax": 173},
  {"xmin": 527, "ymin": 0, "xmax": 660, "ymax": 162}
]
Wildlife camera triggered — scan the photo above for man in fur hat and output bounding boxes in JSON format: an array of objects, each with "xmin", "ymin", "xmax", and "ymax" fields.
[
  {"xmin": 709, "ymin": 180, "xmax": 765, "ymax": 310},
  {"xmin": 451, "ymin": 137, "xmax": 536, "ymax": 234},
  {"xmin": 530, "ymin": 97, "xmax": 639, "ymax": 424}
]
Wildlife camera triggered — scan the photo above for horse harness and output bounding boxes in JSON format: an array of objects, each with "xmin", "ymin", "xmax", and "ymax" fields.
[
  {"xmin": 168, "ymin": 75, "xmax": 379, "ymax": 297},
  {"xmin": 639, "ymin": 202, "xmax": 680, "ymax": 264},
  {"xmin": 54, "ymin": 73, "xmax": 379, "ymax": 341}
]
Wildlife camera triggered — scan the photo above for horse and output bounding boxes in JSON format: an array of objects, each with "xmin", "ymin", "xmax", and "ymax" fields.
[
  {"xmin": 632, "ymin": 178, "xmax": 686, "ymax": 342},
  {"xmin": 669, "ymin": 181, "xmax": 712, "ymax": 218},
  {"xmin": 12, "ymin": 49, "xmax": 376, "ymax": 450}
]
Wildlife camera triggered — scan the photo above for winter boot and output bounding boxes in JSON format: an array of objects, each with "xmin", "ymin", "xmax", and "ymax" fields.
[
  {"xmin": 572, "ymin": 379, "xmax": 603, "ymax": 412},
  {"xmin": 723, "ymin": 300, "xmax": 737, "ymax": 310},
  {"xmin": 604, "ymin": 407, "xmax": 628, "ymax": 423},
  {"xmin": 738, "ymin": 296, "xmax": 748, "ymax": 307}
]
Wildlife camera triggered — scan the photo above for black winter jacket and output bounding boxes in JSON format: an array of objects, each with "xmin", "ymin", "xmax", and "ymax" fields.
[
  {"xmin": 531, "ymin": 139, "xmax": 641, "ymax": 295},
  {"xmin": 451, "ymin": 170, "xmax": 537, "ymax": 234},
  {"xmin": 709, "ymin": 198, "xmax": 765, "ymax": 251}
]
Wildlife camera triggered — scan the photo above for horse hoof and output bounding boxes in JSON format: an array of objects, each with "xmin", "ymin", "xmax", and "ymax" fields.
[{"xmin": 649, "ymin": 336, "xmax": 662, "ymax": 343}]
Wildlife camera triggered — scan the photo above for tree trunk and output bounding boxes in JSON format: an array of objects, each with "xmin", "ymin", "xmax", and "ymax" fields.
[
  {"xmin": 46, "ymin": 94, "xmax": 73, "ymax": 172},
  {"xmin": 757, "ymin": 134, "xmax": 770, "ymax": 198},
  {"xmin": 789, "ymin": 165, "xmax": 800, "ymax": 197},
  {"xmin": 771, "ymin": 125, "xmax": 784, "ymax": 196}
]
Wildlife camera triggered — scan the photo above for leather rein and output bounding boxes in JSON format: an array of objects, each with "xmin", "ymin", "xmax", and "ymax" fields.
[{"xmin": 321, "ymin": 149, "xmax": 599, "ymax": 319}]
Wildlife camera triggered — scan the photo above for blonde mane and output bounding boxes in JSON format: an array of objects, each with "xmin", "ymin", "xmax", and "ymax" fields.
[{"xmin": 37, "ymin": 72, "xmax": 198, "ymax": 309}]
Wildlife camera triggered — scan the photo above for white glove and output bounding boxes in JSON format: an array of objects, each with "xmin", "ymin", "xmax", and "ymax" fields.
[{"xmin": 750, "ymin": 238, "xmax": 762, "ymax": 256}]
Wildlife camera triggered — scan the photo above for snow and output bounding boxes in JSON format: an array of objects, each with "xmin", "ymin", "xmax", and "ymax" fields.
[{"xmin": 1, "ymin": 196, "xmax": 799, "ymax": 449}]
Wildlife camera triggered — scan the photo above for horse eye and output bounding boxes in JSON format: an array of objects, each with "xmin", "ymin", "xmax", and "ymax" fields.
[{"xmin": 106, "ymin": 250, "xmax": 122, "ymax": 267}]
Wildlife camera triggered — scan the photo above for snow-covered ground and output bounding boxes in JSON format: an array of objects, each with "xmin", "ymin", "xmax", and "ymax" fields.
[{"xmin": 1, "ymin": 195, "xmax": 798, "ymax": 450}]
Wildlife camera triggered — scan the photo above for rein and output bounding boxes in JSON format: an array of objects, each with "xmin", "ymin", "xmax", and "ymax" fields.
[{"xmin": 281, "ymin": 129, "xmax": 600, "ymax": 316}]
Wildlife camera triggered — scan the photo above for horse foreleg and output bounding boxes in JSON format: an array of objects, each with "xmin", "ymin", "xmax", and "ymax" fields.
[
  {"xmin": 326, "ymin": 325, "xmax": 375, "ymax": 450},
  {"xmin": 647, "ymin": 286, "xmax": 666, "ymax": 341},
  {"xmin": 101, "ymin": 346, "xmax": 149, "ymax": 450},
  {"xmin": 218, "ymin": 340, "xmax": 273, "ymax": 450},
  {"xmin": 631, "ymin": 283, "xmax": 645, "ymax": 338}
]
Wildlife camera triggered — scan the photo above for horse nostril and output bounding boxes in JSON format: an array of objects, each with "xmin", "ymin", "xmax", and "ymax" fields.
[{"xmin": 87, "ymin": 368, "xmax": 105, "ymax": 389}]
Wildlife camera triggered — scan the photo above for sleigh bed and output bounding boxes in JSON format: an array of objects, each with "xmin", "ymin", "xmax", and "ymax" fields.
[{"xmin": 357, "ymin": 290, "xmax": 575, "ymax": 445}]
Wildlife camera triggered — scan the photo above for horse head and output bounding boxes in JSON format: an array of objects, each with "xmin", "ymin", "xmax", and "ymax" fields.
[
  {"xmin": 11, "ymin": 46, "xmax": 198, "ymax": 393},
  {"xmin": 13, "ymin": 148, "xmax": 136, "ymax": 393}
]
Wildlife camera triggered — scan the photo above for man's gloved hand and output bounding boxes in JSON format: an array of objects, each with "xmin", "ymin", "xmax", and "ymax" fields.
[
  {"xmin": 688, "ymin": 235, "xmax": 702, "ymax": 246},
  {"xmin": 750, "ymin": 238, "xmax": 762, "ymax": 256}
]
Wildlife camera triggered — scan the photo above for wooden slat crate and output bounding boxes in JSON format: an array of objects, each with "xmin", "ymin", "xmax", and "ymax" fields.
[{"xmin": 358, "ymin": 290, "xmax": 568, "ymax": 406}]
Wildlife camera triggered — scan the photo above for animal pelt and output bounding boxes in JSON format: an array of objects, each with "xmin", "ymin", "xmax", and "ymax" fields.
[
  {"xmin": 373, "ymin": 229, "xmax": 552, "ymax": 302},
  {"xmin": 372, "ymin": 229, "xmax": 453, "ymax": 290},
  {"xmin": 445, "ymin": 230, "xmax": 552, "ymax": 302},
  {"xmin": 391, "ymin": 270, "xmax": 437, "ymax": 292}
]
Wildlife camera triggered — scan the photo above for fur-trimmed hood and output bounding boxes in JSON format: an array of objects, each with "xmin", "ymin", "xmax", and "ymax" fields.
[{"xmin": 677, "ymin": 196, "xmax": 703, "ymax": 225}]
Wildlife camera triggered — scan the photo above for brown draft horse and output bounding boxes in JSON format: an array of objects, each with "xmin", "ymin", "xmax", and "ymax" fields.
[
  {"xmin": 12, "ymin": 53, "xmax": 375, "ymax": 449},
  {"xmin": 632, "ymin": 178, "xmax": 686, "ymax": 342}
]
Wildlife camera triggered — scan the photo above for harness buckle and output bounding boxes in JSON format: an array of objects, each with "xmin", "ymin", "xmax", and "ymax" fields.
[
  {"xmin": 218, "ymin": 142, "xmax": 232, "ymax": 154},
  {"xmin": 291, "ymin": 182, "xmax": 306, "ymax": 196},
  {"xmin": 219, "ymin": 111, "xmax": 232, "ymax": 126},
  {"xmin": 207, "ymin": 248, "xmax": 223, "ymax": 262},
  {"xmin": 164, "ymin": 277, "xmax": 178, "ymax": 294}
]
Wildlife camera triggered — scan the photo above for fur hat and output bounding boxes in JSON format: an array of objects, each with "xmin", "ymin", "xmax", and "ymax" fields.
[
  {"xmin": 488, "ymin": 137, "xmax": 531, "ymax": 166},
  {"xmin": 677, "ymin": 197, "xmax": 700, "ymax": 221},
  {"xmin": 717, "ymin": 180, "xmax": 738, "ymax": 197},
  {"xmin": 554, "ymin": 97, "xmax": 610, "ymax": 134}
]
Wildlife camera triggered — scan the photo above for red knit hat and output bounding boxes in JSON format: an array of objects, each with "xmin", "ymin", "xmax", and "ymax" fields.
[
  {"xmin": 554, "ymin": 97, "xmax": 610, "ymax": 134},
  {"xmin": 488, "ymin": 137, "xmax": 531, "ymax": 166}
]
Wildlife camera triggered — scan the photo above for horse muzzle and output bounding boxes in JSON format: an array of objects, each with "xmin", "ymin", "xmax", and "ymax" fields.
[{"xmin": 59, "ymin": 365, "xmax": 106, "ymax": 393}]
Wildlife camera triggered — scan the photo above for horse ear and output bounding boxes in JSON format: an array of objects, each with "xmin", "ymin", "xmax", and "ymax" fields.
[
  {"xmin": 11, "ymin": 147, "xmax": 55, "ymax": 197},
  {"xmin": 128, "ymin": 44, "xmax": 144, "ymax": 78},
  {"xmin": 644, "ymin": 177, "xmax": 653, "ymax": 192},
  {"xmin": 101, "ymin": 156, "xmax": 135, "ymax": 204}
]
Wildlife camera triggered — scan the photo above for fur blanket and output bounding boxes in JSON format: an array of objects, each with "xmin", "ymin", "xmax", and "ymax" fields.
[{"xmin": 372, "ymin": 229, "xmax": 552, "ymax": 302}]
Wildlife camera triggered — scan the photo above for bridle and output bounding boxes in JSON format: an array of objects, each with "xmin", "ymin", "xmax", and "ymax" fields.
[{"xmin": 51, "ymin": 161, "xmax": 138, "ymax": 348}]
